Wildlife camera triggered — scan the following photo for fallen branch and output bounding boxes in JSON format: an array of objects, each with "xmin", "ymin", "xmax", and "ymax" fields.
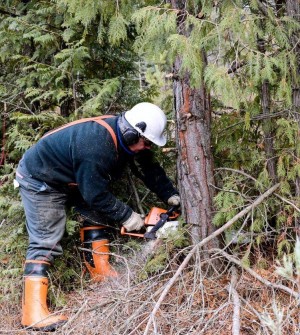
[
  {"xmin": 214, "ymin": 248, "xmax": 299, "ymax": 300},
  {"xmin": 143, "ymin": 183, "xmax": 280, "ymax": 335},
  {"xmin": 227, "ymin": 267, "xmax": 241, "ymax": 335},
  {"xmin": 62, "ymin": 299, "xmax": 88, "ymax": 333},
  {"xmin": 198, "ymin": 302, "xmax": 231, "ymax": 334},
  {"xmin": 87, "ymin": 298, "xmax": 118, "ymax": 312}
]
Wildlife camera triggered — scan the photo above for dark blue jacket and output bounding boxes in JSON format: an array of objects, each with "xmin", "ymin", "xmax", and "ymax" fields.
[{"xmin": 22, "ymin": 116, "xmax": 178, "ymax": 223}]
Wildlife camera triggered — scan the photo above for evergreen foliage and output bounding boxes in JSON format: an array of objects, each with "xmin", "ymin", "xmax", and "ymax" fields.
[
  {"xmin": 1, "ymin": 0, "xmax": 300, "ymax": 313},
  {"xmin": 0, "ymin": 0, "xmax": 164, "ymax": 300},
  {"xmin": 131, "ymin": 0, "xmax": 300, "ymax": 254}
]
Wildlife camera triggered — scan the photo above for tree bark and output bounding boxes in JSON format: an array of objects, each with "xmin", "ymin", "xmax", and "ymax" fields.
[
  {"xmin": 261, "ymin": 79, "xmax": 277, "ymax": 183},
  {"xmin": 170, "ymin": 2, "xmax": 218, "ymax": 248},
  {"xmin": 173, "ymin": 61, "xmax": 218, "ymax": 248},
  {"xmin": 257, "ymin": 36, "xmax": 278, "ymax": 183}
]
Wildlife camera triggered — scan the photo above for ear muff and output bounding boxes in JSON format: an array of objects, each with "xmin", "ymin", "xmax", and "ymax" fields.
[
  {"xmin": 118, "ymin": 114, "xmax": 140, "ymax": 146},
  {"xmin": 123, "ymin": 128, "xmax": 140, "ymax": 146}
]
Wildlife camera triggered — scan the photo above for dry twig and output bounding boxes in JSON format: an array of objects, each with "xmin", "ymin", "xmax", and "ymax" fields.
[
  {"xmin": 212, "ymin": 248, "xmax": 299, "ymax": 300},
  {"xmin": 215, "ymin": 167, "xmax": 300, "ymax": 213},
  {"xmin": 127, "ymin": 170, "xmax": 145, "ymax": 216},
  {"xmin": 143, "ymin": 183, "xmax": 280, "ymax": 335},
  {"xmin": 228, "ymin": 266, "xmax": 241, "ymax": 335}
]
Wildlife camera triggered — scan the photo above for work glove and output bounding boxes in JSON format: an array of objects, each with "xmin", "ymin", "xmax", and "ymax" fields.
[
  {"xmin": 167, "ymin": 194, "xmax": 181, "ymax": 206},
  {"xmin": 122, "ymin": 211, "xmax": 144, "ymax": 232}
]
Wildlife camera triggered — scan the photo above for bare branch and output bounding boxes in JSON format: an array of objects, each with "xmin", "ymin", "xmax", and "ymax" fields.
[
  {"xmin": 227, "ymin": 60, "xmax": 246, "ymax": 74},
  {"xmin": 143, "ymin": 183, "xmax": 280, "ymax": 335},
  {"xmin": 227, "ymin": 267, "xmax": 241, "ymax": 335},
  {"xmin": 213, "ymin": 249, "xmax": 299, "ymax": 300},
  {"xmin": 215, "ymin": 168, "xmax": 300, "ymax": 213},
  {"xmin": 0, "ymin": 8, "xmax": 18, "ymax": 17},
  {"xmin": 127, "ymin": 170, "xmax": 145, "ymax": 216}
]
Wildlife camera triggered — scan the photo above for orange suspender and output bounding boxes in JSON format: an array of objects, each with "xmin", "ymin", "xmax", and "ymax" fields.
[{"xmin": 42, "ymin": 115, "xmax": 118, "ymax": 150}]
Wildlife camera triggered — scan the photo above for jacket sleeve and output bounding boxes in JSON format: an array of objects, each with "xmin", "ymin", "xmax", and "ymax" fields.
[
  {"xmin": 131, "ymin": 150, "xmax": 178, "ymax": 203},
  {"xmin": 72, "ymin": 128, "xmax": 132, "ymax": 224}
]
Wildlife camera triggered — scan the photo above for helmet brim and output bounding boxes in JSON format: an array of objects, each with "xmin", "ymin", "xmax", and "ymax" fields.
[
  {"xmin": 151, "ymin": 134, "xmax": 167, "ymax": 146},
  {"xmin": 135, "ymin": 128, "xmax": 167, "ymax": 146}
]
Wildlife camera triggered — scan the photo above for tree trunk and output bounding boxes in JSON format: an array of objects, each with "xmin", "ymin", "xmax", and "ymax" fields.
[
  {"xmin": 294, "ymin": 88, "xmax": 300, "ymax": 199},
  {"xmin": 286, "ymin": 0, "xmax": 300, "ymax": 200},
  {"xmin": 257, "ymin": 37, "xmax": 278, "ymax": 183},
  {"xmin": 173, "ymin": 61, "xmax": 218, "ymax": 248},
  {"xmin": 261, "ymin": 79, "xmax": 277, "ymax": 183},
  {"xmin": 170, "ymin": 2, "xmax": 218, "ymax": 249}
]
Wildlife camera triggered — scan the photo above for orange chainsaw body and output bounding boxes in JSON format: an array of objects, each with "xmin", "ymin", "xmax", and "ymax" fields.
[{"xmin": 120, "ymin": 207, "xmax": 179, "ymax": 238}]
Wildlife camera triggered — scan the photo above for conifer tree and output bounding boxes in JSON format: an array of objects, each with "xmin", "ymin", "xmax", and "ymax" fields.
[
  {"xmin": 168, "ymin": 1, "xmax": 218, "ymax": 247},
  {"xmin": 0, "ymin": 0, "xmax": 156, "ymax": 283},
  {"xmin": 286, "ymin": 0, "xmax": 300, "ymax": 206},
  {"xmin": 0, "ymin": 0, "xmax": 148, "ymax": 163},
  {"xmin": 131, "ymin": 0, "xmax": 300, "ymax": 251},
  {"xmin": 285, "ymin": 0, "xmax": 300, "ymax": 233}
]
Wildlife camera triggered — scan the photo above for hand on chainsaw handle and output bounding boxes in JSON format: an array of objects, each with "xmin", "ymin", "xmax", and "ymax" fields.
[
  {"xmin": 122, "ymin": 211, "xmax": 144, "ymax": 232},
  {"xmin": 167, "ymin": 194, "xmax": 181, "ymax": 207}
]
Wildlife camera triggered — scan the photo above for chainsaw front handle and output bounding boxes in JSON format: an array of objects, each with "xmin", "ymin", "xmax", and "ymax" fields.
[{"xmin": 120, "ymin": 226, "xmax": 145, "ymax": 238}]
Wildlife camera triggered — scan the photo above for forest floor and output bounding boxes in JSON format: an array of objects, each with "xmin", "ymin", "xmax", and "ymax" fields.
[{"xmin": 1, "ymin": 240, "xmax": 300, "ymax": 335}]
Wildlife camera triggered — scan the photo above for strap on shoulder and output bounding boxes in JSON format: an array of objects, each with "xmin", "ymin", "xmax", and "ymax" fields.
[
  {"xmin": 42, "ymin": 115, "xmax": 118, "ymax": 150},
  {"xmin": 93, "ymin": 116, "xmax": 117, "ymax": 150}
]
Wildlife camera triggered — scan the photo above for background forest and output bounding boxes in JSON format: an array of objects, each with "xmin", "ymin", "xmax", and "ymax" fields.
[{"xmin": 1, "ymin": 0, "xmax": 300, "ymax": 334}]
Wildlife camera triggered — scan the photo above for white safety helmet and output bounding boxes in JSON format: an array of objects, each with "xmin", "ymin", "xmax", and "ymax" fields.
[{"xmin": 124, "ymin": 102, "xmax": 167, "ymax": 146}]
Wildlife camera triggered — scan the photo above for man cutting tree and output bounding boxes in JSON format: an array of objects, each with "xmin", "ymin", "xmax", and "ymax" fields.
[{"xmin": 15, "ymin": 102, "xmax": 180, "ymax": 331}]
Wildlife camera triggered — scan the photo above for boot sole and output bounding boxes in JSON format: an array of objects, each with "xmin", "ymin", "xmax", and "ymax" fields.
[{"xmin": 22, "ymin": 319, "xmax": 67, "ymax": 332}]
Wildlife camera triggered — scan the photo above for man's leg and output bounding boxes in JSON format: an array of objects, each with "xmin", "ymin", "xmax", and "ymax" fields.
[
  {"xmin": 21, "ymin": 260, "xmax": 67, "ymax": 331},
  {"xmin": 77, "ymin": 210, "xmax": 118, "ymax": 282},
  {"xmin": 16, "ymin": 163, "xmax": 68, "ymax": 330}
]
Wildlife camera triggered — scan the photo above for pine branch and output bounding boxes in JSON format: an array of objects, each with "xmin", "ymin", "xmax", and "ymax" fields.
[
  {"xmin": 256, "ymin": 1, "xmax": 270, "ymax": 17},
  {"xmin": 0, "ymin": 8, "xmax": 18, "ymax": 17},
  {"xmin": 227, "ymin": 60, "xmax": 246, "ymax": 74},
  {"xmin": 0, "ymin": 3, "xmax": 54, "ymax": 23},
  {"xmin": 215, "ymin": 167, "xmax": 300, "ymax": 214},
  {"xmin": 215, "ymin": 110, "xmax": 290, "ymax": 135}
]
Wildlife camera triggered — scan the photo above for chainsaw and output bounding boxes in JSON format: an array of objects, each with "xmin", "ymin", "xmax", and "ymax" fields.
[{"xmin": 120, "ymin": 205, "xmax": 180, "ymax": 240}]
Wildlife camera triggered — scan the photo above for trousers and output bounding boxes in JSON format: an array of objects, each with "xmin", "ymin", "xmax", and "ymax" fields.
[
  {"xmin": 16, "ymin": 159, "xmax": 68, "ymax": 262},
  {"xmin": 16, "ymin": 159, "xmax": 114, "ymax": 263}
]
